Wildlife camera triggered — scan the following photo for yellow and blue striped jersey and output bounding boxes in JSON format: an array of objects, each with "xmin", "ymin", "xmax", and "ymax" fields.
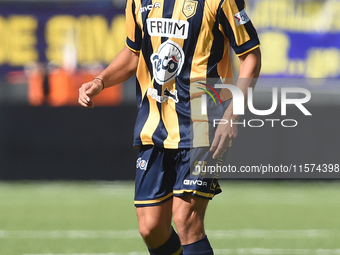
[{"xmin": 126, "ymin": 0, "xmax": 260, "ymax": 149}]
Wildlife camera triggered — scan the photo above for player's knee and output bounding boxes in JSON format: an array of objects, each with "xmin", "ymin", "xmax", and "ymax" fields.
[
  {"xmin": 138, "ymin": 224, "xmax": 153, "ymax": 239},
  {"xmin": 138, "ymin": 221, "xmax": 170, "ymax": 240}
]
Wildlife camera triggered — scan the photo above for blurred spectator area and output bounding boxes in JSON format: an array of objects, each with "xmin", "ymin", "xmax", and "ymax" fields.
[
  {"xmin": 0, "ymin": 0, "xmax": 126, "ymax": 8},
  {"xmin": 0, "ymin": 0, "xmax": 130, "ymax": 106},
  {"xmin": 0, "ymin": 0, "xmax": 339, "ymax": 106}
]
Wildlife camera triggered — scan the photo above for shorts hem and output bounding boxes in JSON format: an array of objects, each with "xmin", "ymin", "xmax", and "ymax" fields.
[
  {"xmin": 134, "ymin": 192, "xmax": 173, "ymax": 207},
  {"xmin": 173, "ymin": 189, "xmax": 222, "ymax": 200}
]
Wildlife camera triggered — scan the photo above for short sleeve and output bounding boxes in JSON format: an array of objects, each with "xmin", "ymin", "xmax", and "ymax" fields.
[
  {"xmin": 126, "ymin": 0, "xmax": 142, "ymax": 52},
  {"xmin": 218, "ymin": 0, "xmax": 260, "ymax": 56}
]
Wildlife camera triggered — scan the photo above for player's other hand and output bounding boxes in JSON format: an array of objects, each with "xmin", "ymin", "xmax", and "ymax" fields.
[
  {"xmin": 210, "ymin": 120, "xmax": 238, "ymax": 159},
  {"xmin": 78, "ymin": 79, "xmax": 103, "ymax": 108}
]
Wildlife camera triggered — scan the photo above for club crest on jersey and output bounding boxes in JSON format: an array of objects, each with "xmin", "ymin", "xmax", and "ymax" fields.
[
  {"xmin": 182, "ymin": 0, "xmax": 198, "ymax": 19},
  {"xmin": 150, "ymin": 40, "xmax": 185, "ymax": 85}
]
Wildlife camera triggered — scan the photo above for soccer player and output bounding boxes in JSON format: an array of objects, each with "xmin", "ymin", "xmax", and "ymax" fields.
[{"xmin": 78, "ymin": 0, "xmax": 261, "ymax": 254}]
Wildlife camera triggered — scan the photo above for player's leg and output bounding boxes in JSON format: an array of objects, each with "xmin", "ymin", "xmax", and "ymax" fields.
[
  {"xmin": 136, "ymin": 199, "xmax": 173, "ymax": 248},
  {"xmin": 173, "ymin": 194, "xmax": 213, "ymax": 255},
  {"xmin": 134, "ymin": 146, "xmax": 183, "ymax": 255},
  {"xmin": 171, "ymin": 147, "xmax": 228, "ymax": 254},
  {"xmin": 136, "ymin": 199, "xmax": 183, "ymax": 254}
]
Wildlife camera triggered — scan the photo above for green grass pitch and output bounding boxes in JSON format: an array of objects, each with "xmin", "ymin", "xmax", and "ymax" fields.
[{"xmin": 0, "ymin": 181, "xmax": 340, "ymax": 255}]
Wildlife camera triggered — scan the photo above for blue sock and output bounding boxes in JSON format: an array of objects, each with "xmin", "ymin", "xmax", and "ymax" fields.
[
  {"xmin": 182, "ymin": 235, "xmax": 213, "ymax": 255},
  {"xmin": 148, "ymin": 228, "xmax": 183, "ymax": 255}
]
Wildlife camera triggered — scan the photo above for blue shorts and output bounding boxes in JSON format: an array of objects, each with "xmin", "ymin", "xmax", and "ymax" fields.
[{"xmin": 134, "ymin": 146, "xmax": 228, "ymax": 207}]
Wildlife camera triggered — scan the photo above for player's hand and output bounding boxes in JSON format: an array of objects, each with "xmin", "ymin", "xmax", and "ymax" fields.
[
  {"xmin": 210, "ymin": 119, "xmax": 238, "ymax": 159},
  {"xmin": 78, "ymin": 79, "xmax": 103, "ymax": 108}
]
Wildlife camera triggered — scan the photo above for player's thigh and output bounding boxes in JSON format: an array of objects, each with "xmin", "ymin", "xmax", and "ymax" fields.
[
  {"xmin": 134, "ymin": 146, "xmax": 177, "ymax": 236},
  {"xmin": 134, "ymin": 146, "xmax": 176, "ymax": 207},
  {"xmin": 136, "ymin": 198, "xmax": 174, "ymax": 248},
  {"xmin": 172, "ymin": 193, "xmax": 209, "ymax": 223},
  {"xmin": 172, "ymin": 193, "xmax": 210, "ymax": 245},
  {"xmin": 136, "ymin": 198, "xmax": 173, "ymax": 232}
]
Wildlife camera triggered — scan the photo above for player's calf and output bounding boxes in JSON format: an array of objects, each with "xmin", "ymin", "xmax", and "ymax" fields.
[
  {"xmin": 147, "ymin": 227, "xmax": 183, "ymax": 255},
  {"xmin": 182, "ymin": 236, "xmax": 213, "ymax": 255}
]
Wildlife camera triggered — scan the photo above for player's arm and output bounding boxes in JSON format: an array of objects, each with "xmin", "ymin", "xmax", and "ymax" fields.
[
  {"xmin": 210, "ymin": 47, "xmax": 261, "ymax": 159},
  {"xmin": 78, "ymin": 46, "xmax": 140, "ymax": 108}
]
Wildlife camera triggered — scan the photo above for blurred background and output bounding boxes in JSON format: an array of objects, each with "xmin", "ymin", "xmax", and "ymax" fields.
[
  {"xmin": 0, "ymin": 0, "xmax": 338, "ymax": 180},
  {"xmin": 0, "ymin": 0, "xmax": 340, "ymax": 254}
]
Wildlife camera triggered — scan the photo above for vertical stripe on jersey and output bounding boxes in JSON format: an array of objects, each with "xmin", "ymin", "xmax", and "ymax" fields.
[
  {"xmin": 126, "ymin": 0, "xmax": 143, "ymax": 49},
  {"xmin": 126, "ymin": 0, "xmax": 137, "ymax": 44},
  {"xmin": 189, "ymin": 1, "xmax": 215, "ymax": 147},
  {"xmin": 135, "ymin": 0, "xmax": 144, "ymax": 39},
  {"xmin": 134, "ymin": 79, "xmax": 150, "ymax": 146},
  {"xmin": 217, "ymin": 38, "xmax": 233, "ymax": 79},
  {"xmin": 217, "ymin": 42, "xmax": 234, "ymax": 101},
  {"xmin": 221, "ymin": 0, "xmax": 250, "ymax": 46},
  {"xmin": 189, "ymin": 1, "xmax": 215, "ymax": 79},
  {"xmin": 135, "ymin": 0, "xmax": 148, "ymax": 106},
  {"xmin": 139, "ymin": 0, "xmax": 165, "ymax": 145},
  {"xmin": 161, "ymin": 0, "xmax": 183, "ymax": 149},
  {"xmin": 151, "ymin": 0, "xmax": 175, "ymax": 147},
  {"xmin": 131, "ymin": 0, "xmax": 153, "ymax": 146},
  {"xmin": 177, "ymin": 0, "xmax": 206, "ymax": 148},
  {"xmin": 137, "ymin": 57, "xmax": 158, "ymax": 145},
  {"xmin": 137, "ymin": 49, "xmax": 151, "ymax": 107}
]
